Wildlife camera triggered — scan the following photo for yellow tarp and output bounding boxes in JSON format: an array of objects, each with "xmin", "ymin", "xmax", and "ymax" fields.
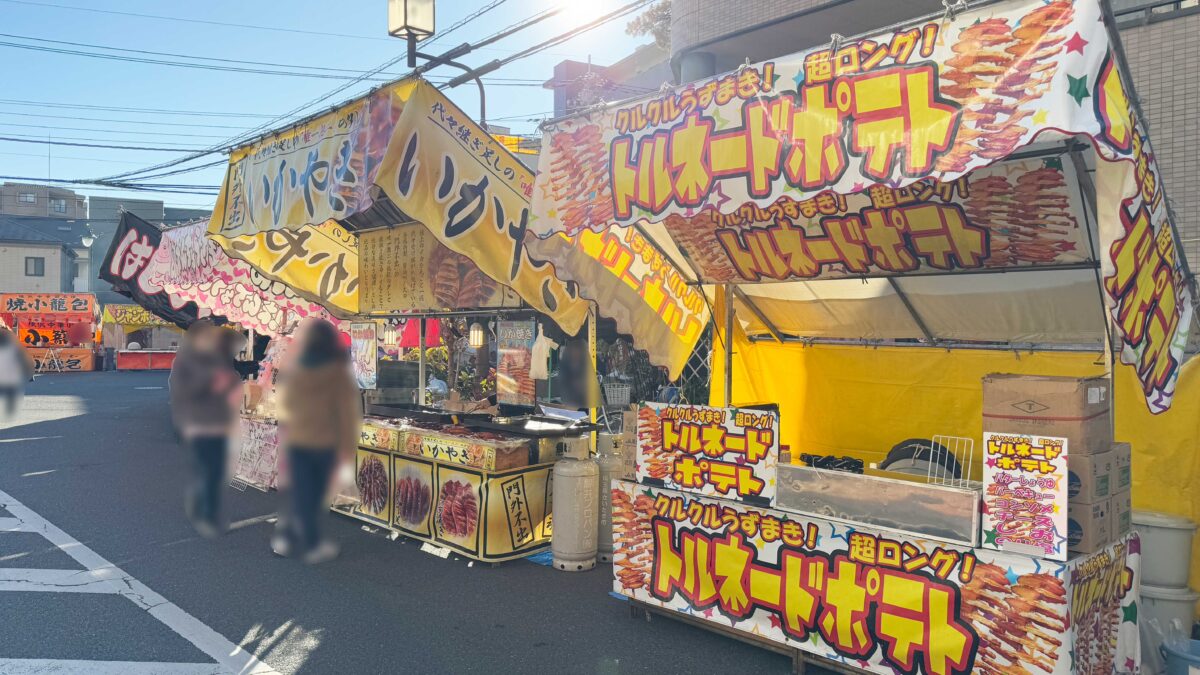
[{"xmin": 711, "ymin": 303, "xmax": 1200, "ymax": 585}]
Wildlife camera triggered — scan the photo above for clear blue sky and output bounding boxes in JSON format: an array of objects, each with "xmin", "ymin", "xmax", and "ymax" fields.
[{"xmin": 0, "ymin": 0, "xmax": 649, "ymax": 211}]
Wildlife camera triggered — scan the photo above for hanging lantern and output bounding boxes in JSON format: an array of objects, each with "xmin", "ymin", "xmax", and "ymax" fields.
[
  {"xmin": 468, "ymin": 321, "xmax": 485, "ymax": 349},
  {"xmin": 383, "ymin": 321, "xmax": 399, "ymax": 347},
  {"xmin": 388, "ymin": 0, "xmax": 435, "ymax": 41}
]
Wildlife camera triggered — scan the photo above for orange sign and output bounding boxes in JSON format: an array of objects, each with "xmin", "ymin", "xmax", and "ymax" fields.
[{"xmin": 1, "ymin": 293, "xmax": 94, "ymax": 316}]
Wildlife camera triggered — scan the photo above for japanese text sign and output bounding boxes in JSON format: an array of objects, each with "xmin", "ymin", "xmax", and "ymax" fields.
[
  {"xmin": 98, "ymin": 212, "xmax": 203, "ymax": 328},
  {"xmin": 636, "ymin": 403, "xmax": 778, "ymax": 504},
  {"xmin": 531, "ymin": 0, "xmax": 1197, "ymax": 413},
  {"xmin": 612, "ymin": 480, "xmax": 1140, "ymax": 675},
  {"xmin": 496, "ymin": 320, "xmax": 536, "ymax": 406},
  {"xmin": 1, "ymin": 293, "xmax": 93, "ymax": 317},
  {"xmin": 982, "ymin": 432, "xmax": 1069, "ymax": 560},
  {"xmin": 349, "ymin": 322, "xmax": 377, "ymax": 390}
]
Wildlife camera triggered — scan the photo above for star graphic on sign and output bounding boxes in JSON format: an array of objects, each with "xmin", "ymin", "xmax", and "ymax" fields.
[
  {"xmin": 1032, "ymin": 110, "xmax": 1050, "ymax": 126},
  {"xmin": 983, "ymin": 528, "xmax": 999, "ymax": 545},
  {"xmin": 1052, "ymin": 503, "xmax": 1060, "ymax": 514},
  {"xmin": 1068, "ymin": 74, "xmax": 1091, "ymax": 105},
  {"xmin": 1065, "ymin": 32, "xmax": 1088, "ymax": 55},
  {"xmin": 985, "ymin": 457, "xmax": 998, "ymax": 468},
  {"xmin": 1122, "ymin": 601, "xmax": 1138, "ymax": 623},
  {"xmin": 712, "ymin": 183, "xmax": 732, "ymax": 210},
  {"xmin": 641, "ymin": 488, "xmax": 655, "ymax": 498},
  {"xmin": 850, "ymin": 181, "xmax": 866, "ymax": 193},
  {"xmin": 702, "ymin": 607, "xmax": 715, "ymax": 618},
  {"xmin": 792, "ymin": 69, "xmax": 806, "ymax": 89},
  {"xmin": 1125, "ymin": 658, "xmax": 1137, "ymax": 672},
  {"xmin": 768, "ymin": 614, "xmax": 782, "ymax": 629},
  {"xmin": 1004, "ymin": 567, "xmax": 1021, "ymax": 585},
  {"xmin": 771, "ymin": 72, "xmax": 784, "ymax": 91}
]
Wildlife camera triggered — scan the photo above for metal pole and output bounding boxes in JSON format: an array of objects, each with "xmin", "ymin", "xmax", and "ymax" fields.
[
  {"xmin": 723, "ymin": 284, "xmax": 734, "ymax": 408},
  {"xmin": 588, "ymin": 307, "xmax": 598, "ymax": 453},
  {"xmin": 418, "ymin": 319, "xmax": 427, "ymax": 405}
]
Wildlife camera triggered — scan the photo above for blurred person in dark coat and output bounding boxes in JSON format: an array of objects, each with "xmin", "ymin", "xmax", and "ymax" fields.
[
  {"xmin": 0, "ymin": 327, "xmax": 33, "ymax": 417},
  {"xmin": 169, "ymin": 320, "xmax": 240, "ymax": 537},
  {"xmin": 272, "ymin": 319, "xmax": 361, "ymax": 563}
]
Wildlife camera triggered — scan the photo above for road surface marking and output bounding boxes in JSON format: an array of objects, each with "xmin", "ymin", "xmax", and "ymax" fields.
[
  {"xmin": 0, "ymin": 489, "xmax": 278, "ymax": 675},
  {"xmin": 0, "ymin": 567, "xmax": 125, "ymax": 593},
  {"xmin": 229, "ymin": 514, "xmax": 276, "ymax": 531},
  {"xmin": 0, "ymin": 659, "xmax": 228, "ymax": 674},
  {"xmin": 20, "ymin": 469, "xmax": 57, "ymax": 477},
  {"xmin": 0, "ymin": 436, "xmax": 63, "ymax": 443},
  {"xmin": 0, "ymin": 517, "xmax": 23, "ymax": 531}
]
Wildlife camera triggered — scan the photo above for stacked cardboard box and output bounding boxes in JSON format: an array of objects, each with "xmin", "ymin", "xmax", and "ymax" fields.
[
  {"xmin": 983, "ymin": 374, "xmax": 1117, "ymax": 553},
  {"xmin": 617, "ymin": 406, "xmax": 639, "ymax": 480}
]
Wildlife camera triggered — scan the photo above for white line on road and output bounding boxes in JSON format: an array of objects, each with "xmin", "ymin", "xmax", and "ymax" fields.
[
  {"xmin": 0, "ymin": 489, "xmax": 279, "ymax": 675},
  {"xmin": 0, "ymin": 659, "xmax": 229, "ymax": 674},
  {"xmin": 0, "ymin": 517, "xmax": 24, "ymax": 531},
  {"xmin": 0, "ymin": 436, "xmax": 63, "ymax": 443},
  {"xmin": 20, "ymin": 469, "xmax": 57, "ymax": 477},
  {"xmin": 0, "ymin": 567, "xmax": 124, "ymax": 593}
]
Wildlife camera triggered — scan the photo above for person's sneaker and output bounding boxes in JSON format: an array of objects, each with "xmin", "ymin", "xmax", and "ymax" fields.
[
  {"xmin": 302, "ymin": 541, "xmax": 340, "ymax": 565},
  {"xmin": 193, "ymin": 520, "xmax": 220, "ymax": 539},
  {"xmin": 271, "ymin": 534, "xmax": 292, "ymax": 558}
]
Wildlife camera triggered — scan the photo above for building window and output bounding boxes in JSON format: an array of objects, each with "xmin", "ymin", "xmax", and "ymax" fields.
[
  {"xmin": 25, "ymin": 256, "xmax": 45, "ymax": 277},
  {"xmin": 19, "ymin": 192, "xmax": 36, "ymax": 204},
  {"xmin": 51, "ymin": 198, "xmax": 67, "ymax": 213}
]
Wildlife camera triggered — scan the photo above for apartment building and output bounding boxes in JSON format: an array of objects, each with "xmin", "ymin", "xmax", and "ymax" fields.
[{"xmin": 0, "ymin": 183, "xmax": 86, "ymax": 219}]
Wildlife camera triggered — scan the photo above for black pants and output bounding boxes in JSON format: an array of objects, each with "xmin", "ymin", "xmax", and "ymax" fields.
[
  {"xmin": 286, "ymin": 449, "xmax": 336, "ymax": 553},
  {"xmin": 188, "ymin": 435, "xmax": 227, "ymax": 527},
  {"xmin": 1, "ymin": 386, "xmax": 20, "ymax": 416}
]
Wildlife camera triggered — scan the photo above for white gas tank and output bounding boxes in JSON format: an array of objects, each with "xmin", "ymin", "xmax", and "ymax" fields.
[
  {"xmin": 552, "ymin": 456, "xmax": 599, "ymax": 572},
  {"xmin": 596, "ymin": 433, "xmax": 623, "ymax": 563}
]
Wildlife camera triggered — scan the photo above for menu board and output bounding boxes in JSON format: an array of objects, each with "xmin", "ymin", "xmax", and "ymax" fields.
[
  {"xmin": 496, "ymin": 320, "xmax": 536, "ymax": 406},
  {"xmin": 981, "ymin": 432, "xmax": 1070, "ymax": 560},
  {"xmin": 635, "ymin": 403, "xmax": 778, "ymax": 505},
  {"xmin": 350, "ymin": 323, "xmax": 378, "ymax": 390}
]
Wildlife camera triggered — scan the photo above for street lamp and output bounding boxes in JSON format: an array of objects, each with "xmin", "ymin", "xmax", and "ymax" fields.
[{"xmin": 388, "ymin": 0, "xmax": 435, "ymax": 68}]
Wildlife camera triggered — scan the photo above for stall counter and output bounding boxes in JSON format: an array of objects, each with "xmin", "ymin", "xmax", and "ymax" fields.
[
  {"xmin": 116, "ymin": 349, "xmax": 177, "ymax": 371},
  {"xmin": 343, "ymin": 446, "xmax": 553, "ymax": 563}
]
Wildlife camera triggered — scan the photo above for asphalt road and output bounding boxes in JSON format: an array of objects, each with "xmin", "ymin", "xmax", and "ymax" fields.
[{"xmin": 0, "ymin": 372, "xmax": 802, "ymax": 674}]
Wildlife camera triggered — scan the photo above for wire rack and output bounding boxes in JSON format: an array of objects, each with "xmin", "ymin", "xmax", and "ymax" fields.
[{"xmin": 926, "ymin": 434, "xmax": 979, "ymax": 489}]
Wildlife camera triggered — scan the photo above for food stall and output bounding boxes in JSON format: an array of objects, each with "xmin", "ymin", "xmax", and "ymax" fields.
[
  {"xmin": 527, "ymin": 0, "xmax": 1188, "ymax": 671},
  {"xmin": 0, "ymin": 292, "xmax": 97, "ymax": 371},
  {"xmin": 100, "ymin": 304, "xmax": 182, "ymax": 370},
  {"xmin": 198, "ymin": 78, "xmax": 623, "ymax": 560}
]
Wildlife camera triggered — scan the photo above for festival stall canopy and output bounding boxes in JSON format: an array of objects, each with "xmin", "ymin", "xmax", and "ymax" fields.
[
  {"xmin": 101, "ymin": 304, "xmax": 173, "ymax": 329},
  {"xmin": 204, "ymin": 78, "xmax": 706, "ymax": 377},
  {"xmin": 529, "ymin": 0, "xmax": 1198, "ymax": 412},
  {"xmin": 100, "ymin": 213, "xmax": 329, "ymax": 337}
]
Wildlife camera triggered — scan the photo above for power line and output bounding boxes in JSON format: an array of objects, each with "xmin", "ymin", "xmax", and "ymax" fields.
[
  {"xmin": 0, "ymin": 0, "xmax": 393, "ymax": 43},
  {"xmin": 0, "ymin": 121, "xmax": 233, "ymax": 139},
  {"xmin": 94, "ymin": 5, "xmax": 565, "ymax": 183},
  {"xmin": 0, "ymin": 110, "xmax": 253, "ymax": 130},
  {"xmin": 0, "ymin": 35, "xmax": 550, "ymax": 84},
  {"xmin": 0, "ymin": 98, "xmax": 278, "ymax": 119},
  {"xmin": 0, "ymin": 136, "xmax": 211, "ymax": 152},
  {"xmin": 0, "ymin": 150, "xmax": 148, "ymax": 165}
]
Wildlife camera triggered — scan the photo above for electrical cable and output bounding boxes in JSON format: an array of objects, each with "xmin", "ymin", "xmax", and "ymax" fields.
[
  {"xmin": 0, "ymin": 121, "xmax": 234, "ymax": 139},
  {"xmin": 0, "ymin": 110, "xmax": 256, "ymax": 130},
  {"xmin": 0, "ymin": 98, "xmax": 279, "ymax": 118},
  {"xmin": 0, "ymin": 135, "xmax": 209, "ymax": 152},
  {"xmin": 0, "ymin": 36, "xmax": 548, "ymax": 84},
  {"xmin": 94, "ymin": 6, "xmax": 564, "ymax": 183}
]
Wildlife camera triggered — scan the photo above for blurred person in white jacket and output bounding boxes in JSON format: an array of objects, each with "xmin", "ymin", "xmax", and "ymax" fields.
[{"xmin": 0, "ymin": 327, "xmax": 33, "ymax": 417}]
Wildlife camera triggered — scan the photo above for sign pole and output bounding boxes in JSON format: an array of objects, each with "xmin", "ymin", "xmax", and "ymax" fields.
[
  {"xmin": 418, "ymin": 318, "xmax": 427, "ymax": 404},
  {"xmin": 723, "ymin": 284, "xmax": 734, "ymax": 408}
]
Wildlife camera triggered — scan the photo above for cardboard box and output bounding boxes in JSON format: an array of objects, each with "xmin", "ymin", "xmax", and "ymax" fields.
[
  {"xmin": 1110, "ymin": 489, "xmax": 1132, "ymax": 537},
  {"xmin": 983, "ymin": 374, "xmax": 1112, "ymax": 454},
  {"xmin": 1110, "ymin": 442, "xmax": 1132, "ymax": 492},
  {"xmin": 1067, "ymin": 450, "xmax": 1112, "ymax": 503},
  {"xmin": 1068, "ymin": 498, "xmax": 1111, "ymax": 553}
]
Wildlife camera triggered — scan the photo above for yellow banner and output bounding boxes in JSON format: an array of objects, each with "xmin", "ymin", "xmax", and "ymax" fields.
[
  {"xmin": 358, "ymin": 223, "xmax": 520, "ymax": 313},
  {"xmin": 101, "ymin": 304, "xmax": 171, "ymax": 328},
  {"xmin": 373, "ymin": 81, "xmax": 589, "ymax": 334},
  {"xmin": 213, "ymin": 220, "xmax": 359, "ymax": 315}
]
